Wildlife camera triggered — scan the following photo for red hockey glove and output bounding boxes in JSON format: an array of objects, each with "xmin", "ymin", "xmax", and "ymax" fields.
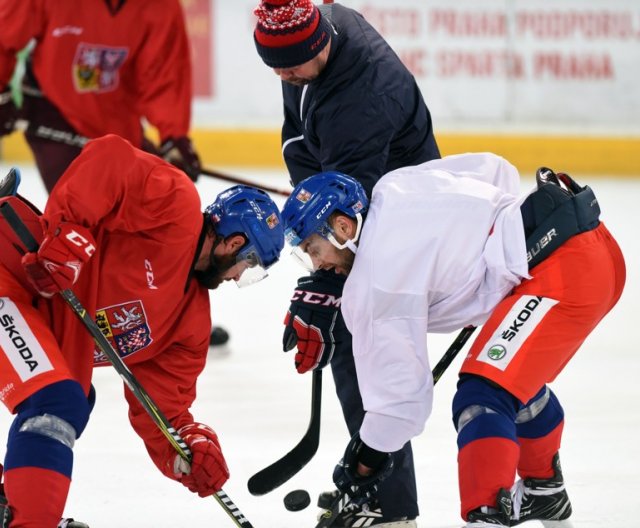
[
  {"xmin": 169, "ymin": 423, "xmax": 229, "ymax": 497},
  {"xmin": 0, "ymin": 88, "xmax": 19, "ymax": 137},
  {"xmin": 283, "ymin": 270, "xmax": 350, "ymax": 374},
  {"xmin": 160, "ymin": 136, "xmax": 201, "ymax": 182},
  {"xmin": 21, "ymin": 222, "xmax": 96, "ymax": 298}
]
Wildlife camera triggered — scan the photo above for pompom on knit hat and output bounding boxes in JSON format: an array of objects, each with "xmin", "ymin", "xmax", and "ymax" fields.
[{"xmin": 254, "ymin": 0, "xmax": 332, "ymax": 69}]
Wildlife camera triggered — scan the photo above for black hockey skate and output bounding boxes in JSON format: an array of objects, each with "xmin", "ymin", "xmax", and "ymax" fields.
[
  {"xmin": 317, "ymin": 490, "xmax": 416, "ymax": 527},
  {"xmin": 511, "ymin": 453, "xmax": 572, "ymax": 525},
  {"xmin": 465, "ymin": 488, "xmax": 512, "ymax": 527}
]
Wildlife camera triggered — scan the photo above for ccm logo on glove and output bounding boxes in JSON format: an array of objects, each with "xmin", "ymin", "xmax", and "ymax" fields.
[
  {"xmin": 22, "ymin": 222, "xmax": 96, "ymax": 297},
  {"xmin": 290, "ymin": 290, "xmax": 341, "ymax": 307},
  {"xmin": 282, "ymin": 271, "xmax": 350, "ymax": 374}
]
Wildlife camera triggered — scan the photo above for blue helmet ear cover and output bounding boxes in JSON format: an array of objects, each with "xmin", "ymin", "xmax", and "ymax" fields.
[
  {"xmin": 205, "ymin": 185, "xmax": 284, "ymax": 269},
  {"xmin": 282, "ymin": 171, "xmax": 368, "ymax": 246}
]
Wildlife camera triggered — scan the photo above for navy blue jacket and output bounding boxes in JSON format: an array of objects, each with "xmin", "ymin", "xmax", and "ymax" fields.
[{"xmin": 281, "ymin": 3, "xmax": 440, "ymax": 196}]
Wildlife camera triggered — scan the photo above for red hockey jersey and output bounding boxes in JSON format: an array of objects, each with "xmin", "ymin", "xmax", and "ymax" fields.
[
  {"xmin": 39, "ymin": 134, "xmax": 211, "ymax": 471},
  {"xmin": 0, "ymin": 0, "xmax": 192, "ymax": 145}
]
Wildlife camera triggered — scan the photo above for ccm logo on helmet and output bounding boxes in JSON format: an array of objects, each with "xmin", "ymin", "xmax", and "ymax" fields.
[
  {"xmin": 291, "ymin": 290, "xmax": 341, "ymax": 308},
  {"xmin": 316, "ymin": 200, "xmax": 332, "ymax": 219}
]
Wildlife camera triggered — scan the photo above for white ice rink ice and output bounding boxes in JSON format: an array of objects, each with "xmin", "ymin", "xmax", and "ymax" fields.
[{"xmin": 0, "ymin": 163, "xmax": 638, "ymax": 527}]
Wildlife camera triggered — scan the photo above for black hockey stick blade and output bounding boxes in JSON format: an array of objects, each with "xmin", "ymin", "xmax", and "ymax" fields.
[{"xmin": 247, "ymin": 369, "xmax": 322, "ymax": 495}]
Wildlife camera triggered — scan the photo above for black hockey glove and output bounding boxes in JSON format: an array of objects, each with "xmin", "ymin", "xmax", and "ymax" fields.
[
  {"xmin": 333, "ymin": 432, "xmax": 394, "ymax": 508},
  {"xmin": 160, "ymin": 135, "xmax": 201, "ymax": 182},
  {"xmin": 0, "ymin": 88, "xmax": 19, "ymax": 137},
  {"xmin": 283, "ymin": 269, "xmax": 349, "ymax": 374}
]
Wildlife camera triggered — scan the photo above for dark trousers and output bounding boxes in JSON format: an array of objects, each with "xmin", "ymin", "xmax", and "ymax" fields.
[
  {"xmin": 21, "ymin": 92, "xmax": 83, "ymax": 194},
  {"xmin": 330, "ymin": 337, "xmax": 419, "ymax": 519}
]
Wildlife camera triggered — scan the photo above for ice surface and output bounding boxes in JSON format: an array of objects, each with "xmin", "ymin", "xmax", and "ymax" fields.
[{"xmin": 0, "ymin": 162, "xmax": 638, "ymax": 527}]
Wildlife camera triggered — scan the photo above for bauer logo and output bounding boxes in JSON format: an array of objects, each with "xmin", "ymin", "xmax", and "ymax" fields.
[
  {"xmin": 527, "ymin": 228, "xmax": 558, "ymax": 263},
  {"xmin": 0, "ymin": 298, "xmax": 53, "ymax": 381},
  {"xmin": 93, "ymin": 300, "xmax": 153, "ymax": 365},
  {"xmin": 475, "ymin": 295, "xmax": 558, "ymax": 371}
]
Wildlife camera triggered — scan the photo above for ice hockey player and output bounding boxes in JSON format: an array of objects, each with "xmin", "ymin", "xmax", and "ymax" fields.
[
  {"xmin": 0, "ymin": 0, "xmax": 234, "ymax": 347},
  {"xmin": 0, "ymin": 0, "xmax": 201, "ymax": 189},
  {"xmin": 0, "ymin": 134, "xmax": 284, "ymax": 527},
  {"xmin": 280, "ymin": 153, "xmax": 625, "ymax": 527},
  {"xmin": 253, "ymin": 0, "xmax": 442, "ymax": 523}
]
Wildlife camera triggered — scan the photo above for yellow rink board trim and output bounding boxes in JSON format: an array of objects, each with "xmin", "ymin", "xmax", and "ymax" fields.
[{"xmin": 2, "ymin": 129, "xmax": 639, "ymax": 177}]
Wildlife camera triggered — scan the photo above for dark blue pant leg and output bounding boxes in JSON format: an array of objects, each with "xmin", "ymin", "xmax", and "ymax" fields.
[{"xmin": 330, "ymin": 337, "xmax": 419, "ymax": 519}]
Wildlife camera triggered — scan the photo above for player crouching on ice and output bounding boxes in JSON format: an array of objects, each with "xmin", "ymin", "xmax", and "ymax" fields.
[
  {"xmin": 0, "ymin": 134, "xmax": 284, "ymax": 527},
  {"xmin": 280, "ymin": 153, "xmax": 625, "ymax": 527}
]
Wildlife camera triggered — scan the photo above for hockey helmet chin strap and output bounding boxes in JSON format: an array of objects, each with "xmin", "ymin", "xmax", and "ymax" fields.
[{"xmin": 326, "ymin": 212, "xmax": 363, "ymax": 254}]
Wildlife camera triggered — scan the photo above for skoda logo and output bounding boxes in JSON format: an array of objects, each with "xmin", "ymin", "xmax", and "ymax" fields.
[{"xmin": 487, "ymin": 344, "xmax": 507, "ymax": 361}]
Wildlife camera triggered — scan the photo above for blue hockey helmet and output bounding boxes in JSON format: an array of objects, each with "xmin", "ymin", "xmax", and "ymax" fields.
[
  {"xmin": 205, "ymin": 185, "xmax": 284, "ymax": 283},
  {"xmin": 281, "ymin": 171, "xmax": 368, "ymax": 249}
]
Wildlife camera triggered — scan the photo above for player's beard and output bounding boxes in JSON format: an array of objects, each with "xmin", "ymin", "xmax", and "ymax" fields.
[
  {"xmin": 283, "ymin": 77, "xmax": 312, "ymax": 87},
  {"xmin": 194, "ymin": 252, "xmax": 237, "ymax": 290},
  {"xmin": 335, "ymin": 249, "xmax": 356, "ymax": 275}
]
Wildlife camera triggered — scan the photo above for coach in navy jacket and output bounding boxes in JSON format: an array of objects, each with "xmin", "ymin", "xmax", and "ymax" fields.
[
  {"xmin": 254, "ymin": 1, "xmax": 441, "ymax": 524},
  {"xmin": 265, "ymin": 2, "xmax": 440, "ymax": 195}
]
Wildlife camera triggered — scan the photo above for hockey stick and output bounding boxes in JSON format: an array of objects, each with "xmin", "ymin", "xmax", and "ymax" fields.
[
  {"xmin": 247, "ymin": 369, "xmax": 322, "ymax": 495},
  {"xmin": 314, "ymin": 325, "xmax": 477, "ymax": 528},
  {"xmin": 432, "ymin": 325, "xmax": 476, "ymax": 384},
  {"xmin": 13, "ymin": 119, "xmax": 293, "ymax": 198},
  {"xmin": 14, "ymin": 118, "xmax": 89, "ymax": 148},
  {"xmin": 199, "ymin": 167, "xmax": 292, "ymax": 198},
  {"xmin": 0, "ymin": 201, "xmax": 255, "ymax": 528},
  {"xmin": 247, "ymin": 323, "xmax": 477, "ymax": 497}
]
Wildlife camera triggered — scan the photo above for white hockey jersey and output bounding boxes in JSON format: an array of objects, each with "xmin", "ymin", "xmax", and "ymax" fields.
[{"xmin": 341, "ymin": 152, "xmax": 531, "ymax": 453}]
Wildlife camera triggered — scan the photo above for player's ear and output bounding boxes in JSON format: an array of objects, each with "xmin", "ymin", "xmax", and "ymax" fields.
[
  {"xmin": 225, "ymin": 234, "xmax": 247, "ymax": 254},
  {"xmin": 333, "ymin": 214, "xmax": 355, "ymax": 239}
]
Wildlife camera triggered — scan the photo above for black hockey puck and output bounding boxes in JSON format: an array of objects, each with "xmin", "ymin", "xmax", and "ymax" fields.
[
  {"xmin": 283, "ymin": 489, "xmax": 311, "ymax": 511},
  {"xmin": 209, "ymin": 325, "xmax": 230, "ymax": 346}
]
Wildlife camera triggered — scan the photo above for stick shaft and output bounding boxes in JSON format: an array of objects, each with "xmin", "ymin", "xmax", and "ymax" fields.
[{"xmin": 199, "ymin": 167, "xmax": 291, "ymax": 198}]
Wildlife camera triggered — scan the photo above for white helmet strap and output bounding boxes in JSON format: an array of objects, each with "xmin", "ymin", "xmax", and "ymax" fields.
[{"xmin": 326, "ymin": 213, "xmax": 363, "ymax": 254}]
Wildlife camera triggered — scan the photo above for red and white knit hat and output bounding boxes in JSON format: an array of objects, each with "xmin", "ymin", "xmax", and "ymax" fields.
[{"xmin": 254, "ymin": 0, "xmax": 331, "ymax": 69}]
